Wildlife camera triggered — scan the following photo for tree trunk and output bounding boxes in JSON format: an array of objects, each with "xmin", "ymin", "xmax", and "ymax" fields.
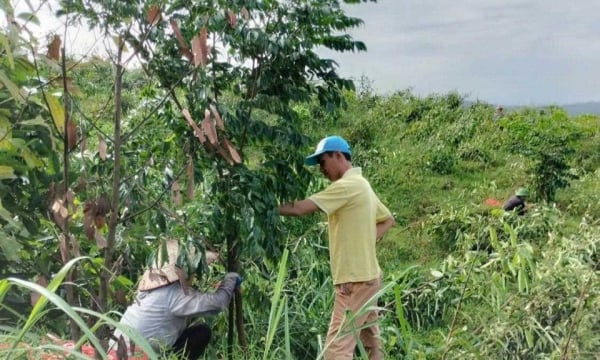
[
  {"xmin": 98, "ymin": 35, "xmax": 125, "ymax": 353},
  {"xmin": 234, "ymin": 255, "xmax": 248, "ymax": 350},
  {"xmin": 60, "ymin": 43, "xmax": 80, "ymax": 341},
  {"xmin": 225, "ymin": 199, "xmax": 248, "ymax": 358}
]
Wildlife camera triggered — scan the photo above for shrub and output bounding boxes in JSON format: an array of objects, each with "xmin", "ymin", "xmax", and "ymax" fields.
[{"xmin": 424, "ymin": 147, "xmax": 456, "ymax": 175}]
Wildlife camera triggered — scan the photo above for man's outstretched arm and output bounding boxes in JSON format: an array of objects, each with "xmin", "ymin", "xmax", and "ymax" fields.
[{"xmin": 278, "ymin": 199, "xmax": 319, "ymax": 217}]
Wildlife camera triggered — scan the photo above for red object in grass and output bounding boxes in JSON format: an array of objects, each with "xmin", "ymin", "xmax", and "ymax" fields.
[
  {"xmin": 1, "ymin": 335, "xmax": 150, "ymax": 359},
  {"xmin": 484, "ymin": 198, "xmax": 503, "ymax": 207},
  {"xmin": 37, "ymin": 341, "xmax": 149, "ymax": 360}
]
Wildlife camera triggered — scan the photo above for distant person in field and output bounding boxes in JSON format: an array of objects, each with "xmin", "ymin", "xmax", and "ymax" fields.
[
  {"xmin": 503, "ymin": 187, "xmax": 529, "ymax": 215},
  {"xmin": 278, "ymin": 135, "xmax": 395, "ymax": 360},
  {"xmin": 110, "ymin": 239, "xmax": 241, "ymax": 360},
  {"xmin": 494, "ymin": 106, "xmax": 504, "ymax": 121}
]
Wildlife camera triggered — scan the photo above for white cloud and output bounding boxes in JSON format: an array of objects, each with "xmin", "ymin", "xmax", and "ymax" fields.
[
  {"xmin": 7, "ymin": 0, "xmax": 600, "ymax": 105},
  {"xmin": 328, "ymin": 0, "xmax": 600, "ymax": 105}
]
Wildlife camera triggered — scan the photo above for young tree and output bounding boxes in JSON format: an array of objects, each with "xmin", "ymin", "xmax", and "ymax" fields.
[{"xmin": 63, "ymin": 0, "xmax": 374, "ymax": 352}]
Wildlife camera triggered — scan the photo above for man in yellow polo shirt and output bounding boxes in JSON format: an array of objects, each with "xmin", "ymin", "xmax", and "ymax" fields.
[{"xmin": 278, "ymin": 135, "xmax": 395, "ymax": 359}]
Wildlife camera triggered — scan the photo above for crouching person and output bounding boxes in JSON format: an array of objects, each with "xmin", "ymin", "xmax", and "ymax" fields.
[{"xmin": 110, "ymin": 239, "xmax": 241, "ymax": 360}]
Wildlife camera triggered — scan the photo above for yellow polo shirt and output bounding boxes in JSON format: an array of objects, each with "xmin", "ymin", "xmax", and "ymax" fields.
[{"xmin": 309, "ymin": 167, "xmax": 392, "ymax": 285}]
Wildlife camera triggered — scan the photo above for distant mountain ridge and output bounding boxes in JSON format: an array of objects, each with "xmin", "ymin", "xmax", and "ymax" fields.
[
  {"xmin": 504, "ymin": 101, "xmax": 600, "ymax": 116},
  {"xmin": 560, "ymin": 102, "xmax": 600, "ymax": 116}
]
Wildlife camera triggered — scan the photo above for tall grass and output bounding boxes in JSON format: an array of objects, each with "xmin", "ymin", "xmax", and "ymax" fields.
[{"xmin": 0, "ymin": 257, "xmax": 158, "ymax": 359}]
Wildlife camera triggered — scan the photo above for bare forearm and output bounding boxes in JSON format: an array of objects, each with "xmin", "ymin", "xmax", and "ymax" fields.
[
  {"xmin": 278, "ymin": 199, "xmax": 319, "ymax": 216},
  {"xmin": 376, "ymin": 217, "xmax": 395, "ymax": 240},
  {"xmin": 279, "ymin": 202, "xmax": 300, "ymax": 216}
]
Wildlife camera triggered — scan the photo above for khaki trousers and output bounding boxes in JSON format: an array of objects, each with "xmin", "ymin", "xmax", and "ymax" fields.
[{"xmin": 324, "ymin": 276, "xmax": 383, "ymax": 360}]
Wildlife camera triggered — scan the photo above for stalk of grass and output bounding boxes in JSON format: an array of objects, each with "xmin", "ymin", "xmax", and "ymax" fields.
[
  {"xmin": 1, "ymin": 256, "xmax": 159, "ymax": 359},
  {"xmin": 262, "ymin": 248, "xmax": 289, "ymax": 360},
  {"xmin": 440, "ymin": 237, "xmax": 479, "ymax": 360},
  {"xmin": 394, "ymin": 284, "xmax": 414, "ymax": 358},
  {"xmin": 7, "ymin": 275, "xmax": 109, "ymax": 358},
  {"xmin": 2, "ymin": 257, "xmax": 90, "ymax": 353},
  {"xmin": 283, "ymin": 299, "xmax": 291, "ymax": 358},
  {"xmin": 561, "ymin": 261, "xmax": 599, "ymax": 359}
]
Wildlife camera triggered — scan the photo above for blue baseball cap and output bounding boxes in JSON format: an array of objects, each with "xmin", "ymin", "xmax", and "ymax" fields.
[{"xmin": 305, "ymin": 136, "xmax": 351, "ymax": 166}]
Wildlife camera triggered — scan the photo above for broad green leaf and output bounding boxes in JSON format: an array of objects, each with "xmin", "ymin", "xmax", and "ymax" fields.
[
  {"xmin": 0, "ymin": 116, "xmax": 10, "ymax": 144},
  {"xmin": 0, "ymin": 231, "xmax": 19, "ymax": 261},
  {"xmin": 19, "ymin": 115, "xmax": 47, "ymax": 127},
  {"xmin": 0, "ymin": 165, "xmax": 16, "ymax": 179},
  {"xmin": 18, "ymin": 144, "xmax": 44, "ymax": 168},
  {"xmin": 0, "ymin": 278, "xmax": 11, "ymax": 304},
  {"xmin": 0, "ymin": 33, "xmax": 14, "ymax": 69},
  {"xmin": 16, "ymin": 12, "xmax": 39, "ymax": 25},
  {"xmin": 0, "ymin": 115, "xmax": 9, "ymax": 128},
  {"xmin": 9, "ymin": 137, "xmax": 43, "ymax": 168},
  {"xmin": 44, "ymin": 93, "xmax": 65, "ymax": 132},
  {"xmin": 0, "ymin": 198, "xmax": 20, "ymax": 229},
  {"xmin": 0, "ymin": 135, "xmax": 13, "ymax": 150},
  {"xmin": 0, "ymin": 70, "xmax": 23, "ymax": 102}
]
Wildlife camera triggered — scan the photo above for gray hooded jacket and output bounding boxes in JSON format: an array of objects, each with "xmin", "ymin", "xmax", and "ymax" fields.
[{"xmin": 111, "ymin": 272, "xmax": 238, "ymax": 351}]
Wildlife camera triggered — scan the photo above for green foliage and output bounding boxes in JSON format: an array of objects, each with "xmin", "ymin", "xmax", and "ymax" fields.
[
  {"xmin": 556, "ymin": 169, "xmax": 600, "ymax": 218},
  {"xmin": 425, "ymin": 204, "xmax": 562, "ymax": 254},
  {"xmin": 3, "ymin": 0, "xmax": 600, "ymax": 356},
  {"xmin": 0, "ymin": 2, "xmax": 64, "ymax": 279},
  {"xmin": 0, "ymin": 257, "xmax": 159, "ymax": 359},
  {"xmin": 424, "ymin": 146, "xmax": 456, "ymax": 175},
  {"xmin": 499, "ymin": 108, "xmax": 583, "ymax": 202},
  {"xmin": 531, "ymin": 151, "xmax": 576, "ymax": 202}
]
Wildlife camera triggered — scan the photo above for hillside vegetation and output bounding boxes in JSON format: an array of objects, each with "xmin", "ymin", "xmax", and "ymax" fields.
[
  {"xmin": 1, "ymin": 0, "xmax": 599, "ymax": 358},
  {"xmin": 2, "ymin": 81, "xmax": 599, "ymax": 358},
  {"xmin": 295, "ymin": 89, "xmax": 600, "ymax": 359}
]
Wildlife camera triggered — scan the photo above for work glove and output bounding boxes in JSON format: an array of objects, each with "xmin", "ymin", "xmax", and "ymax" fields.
[
  {"xmin": 235, "ymin": 275, "xmax": 244, "ymax": 289},
  {"xmin": 223, "ymin": 272, "xmax": 243, "ymax": 290}
]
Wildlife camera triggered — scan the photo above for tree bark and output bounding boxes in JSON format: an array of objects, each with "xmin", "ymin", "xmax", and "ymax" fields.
[
  {"xmin": 60, "ymin": 41, "xmax": 80, "ymax": 341},
  {"xmin": 98, "ymin": 35, "xmax": 124, "ymax": 354}
]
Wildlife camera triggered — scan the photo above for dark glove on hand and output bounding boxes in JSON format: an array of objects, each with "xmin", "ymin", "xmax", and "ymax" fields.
[
  {"xmin": 235, "ymin": 275, "xmax": 244, "ymax": 289},
  {"xmin": 224, "ymin": 272, "xmax": 242, "ymax": 290}
]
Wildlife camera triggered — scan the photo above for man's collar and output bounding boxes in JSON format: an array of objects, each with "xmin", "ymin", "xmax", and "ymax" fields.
[{"xmin": 342, "ymin": 167, "xmax": 361, "ymax": 178}]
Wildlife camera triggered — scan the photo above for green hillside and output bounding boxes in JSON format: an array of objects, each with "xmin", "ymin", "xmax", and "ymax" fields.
[
  {"xmin": 2, "ymin": 0, "xmax": 599, "ymax": 357},
  {"xmin": 293, "ymin": 89, "xmax": 600, "ymax": 358}
]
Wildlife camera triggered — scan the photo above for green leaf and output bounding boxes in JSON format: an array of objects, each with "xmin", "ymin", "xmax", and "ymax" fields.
[
  {"xmin": 0, "ymin": 33, "xmax": 14, "ymax": 69},
  {"xmin": 9, "ymin": 257, "xmax": 110, "ymax": 358},
  {"xmin": 0, "ymin": 199, "xmax": 19, "ymax": 228},
  {"xmin": 9, "ymin": 275, "xmax": 109, "ymax": 359},
  {"xmin": 19, "ymin": 145, "xmax": 44, "ymax": 168},
  {"xmin": 16, "ymin": 12, "xmax": 39, "ymax": 25},
  {"xmin": 44, "ymin": 93, "xmax": 65, "ymax": 131},
  {"xmin": 0, "ymin": 278, "xmax": 11, "ymax": 304},
  {"xmin": 0, "ymin": 70, "xmax": 23, "ymax": 102},
  {"xmin": 0, "ymin": 231, "xmax": 20, "ymax": 261},
  {"xmin": 19, "ymin": 116, "xmax": 47, "ymax": 127},
  {"xmin": 263, "ymin": 248, "xmax": 289, "ymax": 360},
  {"xmin": 0, "ymin": 165, "xmax": 16, "ymax": 179}
]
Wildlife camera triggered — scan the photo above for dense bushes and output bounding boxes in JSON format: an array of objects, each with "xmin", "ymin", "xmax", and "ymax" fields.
[{"xmin": 3, "ymin": 54, "xmax": 600, "ymax": 359}]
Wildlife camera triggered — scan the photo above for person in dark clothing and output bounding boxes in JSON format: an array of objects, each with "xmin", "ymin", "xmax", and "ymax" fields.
[{"xmin": 503, "ymin": 187, "xmax": 529, "ymax": 215}]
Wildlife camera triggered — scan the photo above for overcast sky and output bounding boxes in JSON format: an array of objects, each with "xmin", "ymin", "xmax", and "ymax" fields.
[
  {"xmin": 13, "ymin": 0, "xmax": 600, "ymax": 106},
  {"xmin": 323, "ymin": 0, "xmax": 600, "ymax": 106}
]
